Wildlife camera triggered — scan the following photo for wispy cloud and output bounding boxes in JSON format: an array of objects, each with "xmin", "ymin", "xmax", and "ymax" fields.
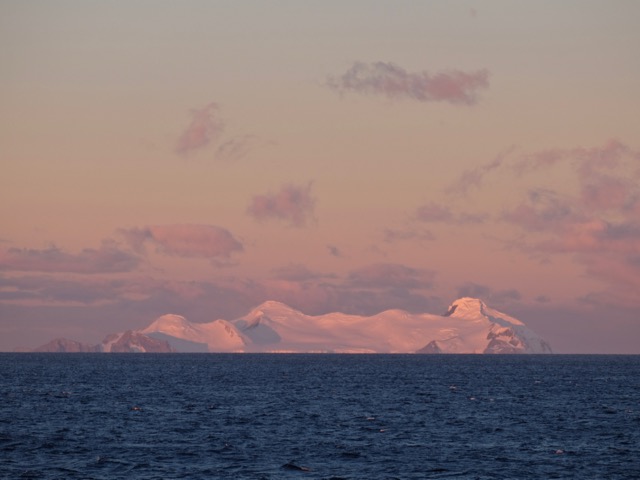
[
  {"xmin": 215, "ymin": 135, "xmax": 266, "ymax": 162},
  {"xmin": 0, "ymin": 242, "xmax": 139, "ymax": 274},
  {"xmin": 468, "ymin": 140, "xmax": 640, "ymax": 306},
  {"xmin": 446, "ymin": 147, "xmax": 515, "ymax": 195},
  {"xmin": 382, "ymin": 227, "xmax": 435, "ymax": 244},
  {"xmin": 348, "ymin": 263, "xmax": 435, "ymax": 290},
  {"xmin": 247, "ymin": 182, "xmax": 316, "ymax": 227},
  {"xmin": 327, "ymin": 61, "xmax": 489, "ymax": 105},
  {"xmin": 581, "ymin": 174, "xmax": 636, "ymax": 212},
  {"xmin": 456, "ymin": 282, "xmax": 522, "ymax": 306},
  {"xmin": 271, "ymin": 263, "xmax": 334, "ymax": 282},
  {"xmin": 414, "ymin": 202, "xmax": 453, "ymax": 222},
  {"xmin": 175, "ymin": 102, "xmax": 224, "ymax": 155},
  {"xmin": 120, "ymin": 224, "xmax": 243, "ymax": 259},
  {"xmin": 501, "ymin": 189, "xmax": 578, "ymax": 232}
]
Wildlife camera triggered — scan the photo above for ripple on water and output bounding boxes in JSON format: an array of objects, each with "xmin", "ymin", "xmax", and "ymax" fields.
[{"xmin": 1, "ymin": 354, "xmax": 640, "ymax": 479}]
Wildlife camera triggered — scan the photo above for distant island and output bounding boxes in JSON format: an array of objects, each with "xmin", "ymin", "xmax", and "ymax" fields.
[{"xmin": 34, "ymin": 297, "xmax": 552, "ymax": 354}]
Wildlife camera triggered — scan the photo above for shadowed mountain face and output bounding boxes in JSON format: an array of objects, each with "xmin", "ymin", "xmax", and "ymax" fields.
[
  {"xmin": 33, "ymin": 338, "xmax": 100, "ymax": 353},
  {"xmin": 35, "ymin": 298, "xmax": 552, "ymax": 354}
]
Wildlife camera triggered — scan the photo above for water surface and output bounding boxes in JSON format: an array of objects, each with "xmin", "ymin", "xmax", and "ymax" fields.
[{"xmin": 1, "ymin": 354, "xmax": 639, "ymax": 479}]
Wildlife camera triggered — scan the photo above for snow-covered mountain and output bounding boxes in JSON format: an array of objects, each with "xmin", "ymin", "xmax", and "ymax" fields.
[
  {"xmin": 136, "ymin": 297, "xmax": 553, "ymax": 354},
  {"xmin": 100, "ymin": 330, "xmax": 174, "ymax": 353}
]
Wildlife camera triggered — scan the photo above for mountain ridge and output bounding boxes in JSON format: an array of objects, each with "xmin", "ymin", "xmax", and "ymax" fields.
[{"xmin": 33, "ymin": 297, "xmax": 553, "ymax": 354}]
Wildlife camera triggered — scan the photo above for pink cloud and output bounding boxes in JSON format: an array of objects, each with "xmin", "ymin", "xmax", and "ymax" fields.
[
  {"xmin": 572, "ymin": 139, "xmax": 635, "ymax": 176},
  {"xmin": 446, "ymin": 148, "xmax": 513, "ymax": 195},
  {"xmin": 327, "ymin": 61, "xmax": 489, "ymax": 105},
  {"xmin": 175, "ymin": 103, "xmax": 224, "ymax": 155},
  {"xmin": 538, "ymin": 220, "xmax": 640, "ymax": 255},
  {"xmin": 501, "ymin": 189, "xmax": 577, "ymax": 232},
  {"xmin": 120, "ymin": 224, "xmax": 243, "ymax": 259},
  {"xmin": 451, "ymin": 140, "xmax": 640, "ymax": 196},
  {"xmin": 442, "ymin": 140, "xmax": 640, "ymax": 308},
  {"xmin": 247, "ymin": 182, "xmax": 316, "ymax": 227},
  {"xmin": 0, "ymin": 243, "xmax": 139, "ymax": 274},
  {"xmin": 581, "ymin": 175, "xmax": 634, "ymax": 211}
]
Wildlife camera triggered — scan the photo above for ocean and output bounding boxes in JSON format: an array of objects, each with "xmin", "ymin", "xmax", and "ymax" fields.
[{"xmin": 1, "ymin": 354, "xmax": 639, "ymax": 479}]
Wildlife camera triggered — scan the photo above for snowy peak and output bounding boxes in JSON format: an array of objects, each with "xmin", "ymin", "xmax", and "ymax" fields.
[
  {"xmin": 444, "ymin": 297, "xmax": 487, "ymax": 319},
  {"xmin": 444, "ymin": 297, "xmax": 524, "ymax": 326},
  {"xmin": 247, "ymin": 300, "xmax": 302, "ymax": 318},
  {"xmin": 33, "ymin": 297, "xmax": 553, "ymax": 354},
  {"xmin": 141, "ymin": 315, "xmax": 246, "ymax": 352},
  {"xmin": 140, "ymin": 314, "xmax": 193, "ymax": 337}
]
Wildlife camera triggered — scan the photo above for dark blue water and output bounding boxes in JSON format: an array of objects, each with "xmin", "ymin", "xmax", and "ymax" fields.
[{"xmin": 1, "ymin": 354, "xmax": 639, "ymax": 479}]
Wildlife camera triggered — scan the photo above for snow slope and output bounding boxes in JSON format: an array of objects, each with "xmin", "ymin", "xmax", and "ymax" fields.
[
  {"xmin": 136, "ymin": 298, "xmax": 552, "ymax": 354},
  {"xmin": 140, "ymin": 314, "xmax": 246, "ymax": 352}
]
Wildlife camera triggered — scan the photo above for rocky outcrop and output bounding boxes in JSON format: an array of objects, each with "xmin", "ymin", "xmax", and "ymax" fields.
[{"xmin": 33, "ymin": 338, "xmax": 100, "ymax": 353}]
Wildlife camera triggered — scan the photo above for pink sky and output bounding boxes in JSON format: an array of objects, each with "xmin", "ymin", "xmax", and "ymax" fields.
[{"xmin": 1, "ymin": 1, "xmax": 639, "ymax": 352}]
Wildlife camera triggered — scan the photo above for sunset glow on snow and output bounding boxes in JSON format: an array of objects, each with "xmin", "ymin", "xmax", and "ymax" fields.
[{"xmin": 1, "ymin": 1, "xmax": 639, "ymax": 352}]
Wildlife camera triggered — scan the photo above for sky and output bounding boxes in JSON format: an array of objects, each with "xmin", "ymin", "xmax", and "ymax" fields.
[{"xmin": 1, "ymin": 1, "xmax": 639, "ymax": 353}]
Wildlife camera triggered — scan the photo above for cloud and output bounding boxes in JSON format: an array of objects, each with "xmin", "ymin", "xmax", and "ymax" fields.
[
  {"xmin": 456, "ymin": 282, "xmax": 522, "ymax": 305},
  {"xmin": 501, "ymin": 189, "xmax": 578, "ymax": 232},
  {"xmin": 0, "ymin": 275, "xmax": 136, "ymax": 305},
  {"xmin": 474, "ymin": 140, "xmax": 640, "ymax": 307},
  {"xmin": 0, "ymin": 243, "xmax": 139, "ymax": 274},
  {"xmin": 271, "ymin": 264, "xmax": 337, "ymax": 283},
  {"xmin": 537, "ymin": 220, "xmax": 640, "ymax": 255},
  {"xmin": 247, "ymin": 182, "xmax": 316, "ymax": 227},
  {"xmin": 214, "ymin": 135, "xmax": 268, "ymax": 162},
  {"xmin": 580, "ymin": 175, "xmax": 636, "ymax": 212},
  {"xmin": 327, "ymin": 61, "xmax": 489, "ymax": 105},
  {"xmin": 446, "ymin": 147, "xmax": 514, "ymax": 195},
  {"xmin": 175, "ymin": 102, "xmax": 224, "ymax": 155},
  {"xmin": 348, "ymin": 263, "xmax": 435, "ymax": 290},
  {"xmin": 382, "ymin": 227, "xmax": 435, "ymax": 243},
  {"xmin": 120, "ymin": 224, "xmax": 243, "ymax": 259},
  {"xmin": 415, "ymin": 202, "xmax": 454, "ymax": 222},
  {"xmin": 414, "ymin": 202, "xmax": 488, "ymax": 225}
]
